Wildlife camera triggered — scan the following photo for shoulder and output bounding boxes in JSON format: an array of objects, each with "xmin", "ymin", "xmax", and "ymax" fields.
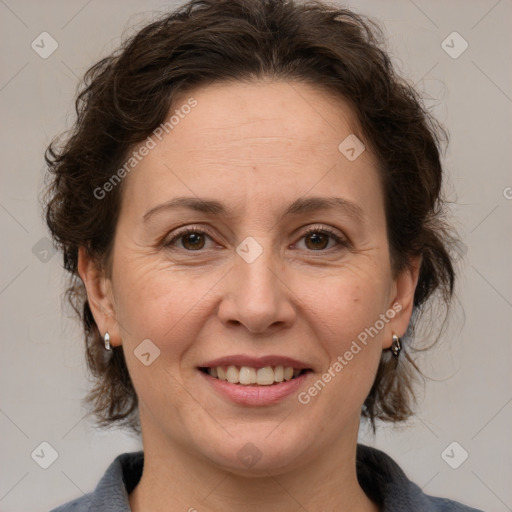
[
  {"xmin": 356, "ymin": 444, "xmax": 485, "ymax": 512},
  {"xmin": 48, "ymin": 452, "xmax": 144, "ymax": 512}
]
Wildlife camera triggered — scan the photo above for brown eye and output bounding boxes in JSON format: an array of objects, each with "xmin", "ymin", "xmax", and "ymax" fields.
[
  {"xmin": 296, "ymin": 226, "xmax": 347, "ymax": 252},
  {"xmin": 304, "ymin": 232, "xmax": 330, "ymax": 250},
  {"xmin": 181, "ymin": 232, "xmax": 206, "ymax": 250},
  {"xmin": 166, "ymin": 228, "xmax": 215, "ymax": 251}
]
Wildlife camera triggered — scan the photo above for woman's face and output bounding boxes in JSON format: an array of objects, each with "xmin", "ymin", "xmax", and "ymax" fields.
[{"xmin": 83, "ymin": 80, "xmax": 417, "ymax": 473}]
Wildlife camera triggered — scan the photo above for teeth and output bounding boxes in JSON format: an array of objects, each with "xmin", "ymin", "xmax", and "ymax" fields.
[
  {"xmin": 226, "ymin": 365, "xmax": 239, "ymax": 384},
  {"xmin": 207, "ymin": 365, "xmax": 303, "ymax": 385},
  {"xmin": 256, "ymin": 367, "xmax": 274, "ymax": 385},
  {"xmin": 239, "ymin": 366, "xmax": 256, "ymax": 385}
]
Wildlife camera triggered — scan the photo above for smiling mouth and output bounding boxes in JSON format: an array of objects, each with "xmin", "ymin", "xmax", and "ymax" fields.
[{"xmin": 199, "ymin": 365, "xmax": 311, "ymax": 386}]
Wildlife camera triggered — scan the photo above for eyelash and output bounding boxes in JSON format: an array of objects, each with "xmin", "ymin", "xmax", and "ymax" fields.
[{"xmin": 165, "ymin": 224, "xmax": 349, "ymax": 252}]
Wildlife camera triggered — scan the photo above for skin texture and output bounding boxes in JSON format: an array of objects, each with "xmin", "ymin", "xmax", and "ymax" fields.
[{"xmin": 79, "ymin": 80, "xmax": 420, "ymax": 511}]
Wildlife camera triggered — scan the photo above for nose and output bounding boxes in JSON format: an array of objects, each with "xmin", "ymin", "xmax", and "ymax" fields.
[{"xmin": 217, "ymin": 246, "xmax": 296, "ymax": 334}]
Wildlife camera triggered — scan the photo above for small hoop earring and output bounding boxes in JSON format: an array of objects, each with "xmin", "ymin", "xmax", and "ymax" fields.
[
  {"xmin": 391, "ymin": 334, "xmax": 401, "ymax": 358},
  {"xmin": 104, "ymin": 332, "xmax": 111, "ymax": 351}
]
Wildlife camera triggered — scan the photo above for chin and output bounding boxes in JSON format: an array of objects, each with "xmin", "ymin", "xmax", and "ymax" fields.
[{"xmin": 194, "ymin": 426, "xmax": 315, "ymax": 476}]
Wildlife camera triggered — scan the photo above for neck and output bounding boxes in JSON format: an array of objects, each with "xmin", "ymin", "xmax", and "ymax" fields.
[{"xmin": 129, "ymin": 418, "xmax": 378, "ymax": 512}]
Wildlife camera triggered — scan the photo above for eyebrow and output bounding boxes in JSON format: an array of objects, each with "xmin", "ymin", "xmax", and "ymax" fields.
[{"xmin": 143, "ymin": 195, "xmax": 364, "ymax": 223}]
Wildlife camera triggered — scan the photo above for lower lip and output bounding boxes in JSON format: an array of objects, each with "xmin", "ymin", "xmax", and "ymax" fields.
[{"xmin": 199, "ymin": 370, "xmax": 311, "ymax": 406}]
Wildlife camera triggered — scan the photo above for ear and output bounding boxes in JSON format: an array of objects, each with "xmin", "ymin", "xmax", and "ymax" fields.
[
  {"xmin": 77, "ymin": 247, "xmax": 121, "ymax": 347},
  {"xmin": 383, "ymin": 256, "xmax": 421, "ymax": 349}
]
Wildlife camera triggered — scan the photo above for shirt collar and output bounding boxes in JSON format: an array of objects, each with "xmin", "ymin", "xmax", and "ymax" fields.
[{"xmin": 82, "ymin": 445, "xmax": 478, "ymax": 512}]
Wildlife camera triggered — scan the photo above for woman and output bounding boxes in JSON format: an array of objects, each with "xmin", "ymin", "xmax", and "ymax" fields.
[{"xmin": 45, "ymin": 0, "xmax": 482, "ymax": 510}]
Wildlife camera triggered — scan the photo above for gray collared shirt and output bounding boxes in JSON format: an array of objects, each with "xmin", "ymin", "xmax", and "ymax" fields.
[{"xmin": 49, "ymin": 445, "xmax": 484, "ymax": 511}]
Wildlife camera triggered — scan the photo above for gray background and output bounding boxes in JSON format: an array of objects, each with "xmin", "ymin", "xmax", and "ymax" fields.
[{"xmin": 1, "ymin": 0, "xmax": 511, "ymax": 510}]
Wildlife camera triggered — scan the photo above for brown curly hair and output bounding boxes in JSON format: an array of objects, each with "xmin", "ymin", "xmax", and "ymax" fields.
[{"xmin": 44, "ymin": 0, "xmax": 455, "ymax": 433}]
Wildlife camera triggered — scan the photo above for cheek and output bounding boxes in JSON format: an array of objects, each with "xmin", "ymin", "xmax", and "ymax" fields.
[
  {"xmin": 113, "ymin": 262, "xmax": 211, "ymax": 419},
  {"xmin": 305, "ymin": 266, "xmax": 390, "ymax": 344},
  {"xmin": 297, "ymin": 269, "xmax": 388, "ymax": 402},
  {"xmin": 112, "ymin": 252, "xmax": 219, "ymax": 342}
]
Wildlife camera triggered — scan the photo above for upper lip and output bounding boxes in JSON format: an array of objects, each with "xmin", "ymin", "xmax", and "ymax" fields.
[{"xmin": 199, "ymin": 355, "xmax": 312, "ymax": 370}]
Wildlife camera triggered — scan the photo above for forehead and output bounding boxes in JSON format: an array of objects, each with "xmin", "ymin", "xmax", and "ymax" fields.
[
  {"xmin": 120, "ymin": 80, "xmax": 382, "ymax": 220},
  {"xmin": 170, "ymin": 80, "xmax": 360, "ymax": 153}
]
